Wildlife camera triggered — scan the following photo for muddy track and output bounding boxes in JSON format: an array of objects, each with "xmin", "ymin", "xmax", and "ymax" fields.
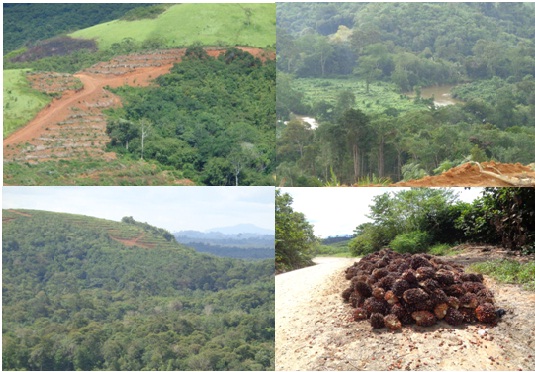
[{"xmin": 276, "ymin": 254, "xmax": 535, "ymax": 371}]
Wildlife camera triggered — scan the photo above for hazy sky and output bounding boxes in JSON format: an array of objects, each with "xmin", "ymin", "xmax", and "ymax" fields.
[
  {"xmin": 280, "ymin": 187, "xmax": 484, "ymax": 238},
  {"xmin": 2, "ymin": 186, "xmax": 275, "ymax": 233}
]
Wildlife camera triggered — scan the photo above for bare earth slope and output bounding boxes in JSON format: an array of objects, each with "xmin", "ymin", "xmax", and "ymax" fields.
[
  {"xmin": 395, "ymin": 161, "xmax": 535, "ymax": 187},
  {"xmin": 276, "ymin": 254, "xmax": 535, "ymax": 371}
]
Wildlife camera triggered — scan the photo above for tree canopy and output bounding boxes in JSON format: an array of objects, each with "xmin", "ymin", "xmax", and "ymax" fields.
[{"xmin": 2, "ymin": 209, "xmax": 274, "ymax": 371}]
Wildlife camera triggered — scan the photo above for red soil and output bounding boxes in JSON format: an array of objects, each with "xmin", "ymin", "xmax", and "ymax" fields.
[
  {"xmin": 110, "ymin": 232, "xmax": 157, "ymax": 249},
  {"xmin": 395, "ymin": 161, "xmax": 535, "ymax": 187},
  {"xmin": 3, "ymin": 47, "xmax": 273, "ymax": 164}
]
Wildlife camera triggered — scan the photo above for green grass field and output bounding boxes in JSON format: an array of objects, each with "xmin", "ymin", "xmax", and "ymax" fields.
[
  {"xmin": 293, "ymin": 78, "xmax": 430, "ymax": 116},
  {"xmin": 70, "ymin": 3, "xmax": 275, "ymax": 50},
  {"xmin": 3, "ymin": 69, "xmax": 51, "ymax": 138}
]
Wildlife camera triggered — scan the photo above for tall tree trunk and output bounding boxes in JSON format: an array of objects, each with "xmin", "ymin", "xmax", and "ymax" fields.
[
  {"xmin": 353, "ymin": 143, "xmax": 360, "ymax": 183},
  {"xmin": 378, "ymin": 137, "xmax": 385, "ymax": 178}
]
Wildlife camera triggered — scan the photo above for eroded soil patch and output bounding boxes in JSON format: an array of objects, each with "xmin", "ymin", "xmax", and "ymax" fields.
[{"xmin": 395, "ymin": 161, "xmax": 535, "ymax": 187}]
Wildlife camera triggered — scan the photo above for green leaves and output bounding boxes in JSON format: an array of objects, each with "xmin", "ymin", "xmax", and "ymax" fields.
[{"xmin": 275, "ymin": 190, "xmax": 316, "ymax": 272}]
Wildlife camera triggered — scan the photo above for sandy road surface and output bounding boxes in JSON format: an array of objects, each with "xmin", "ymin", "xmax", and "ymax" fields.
[
  {"xmin": 275, "ymin": 257, "xmax": 357, "ymax": 371},
  {"xmin": 276, "ymin": 255, "xmax": 535, "ymax": 371}
]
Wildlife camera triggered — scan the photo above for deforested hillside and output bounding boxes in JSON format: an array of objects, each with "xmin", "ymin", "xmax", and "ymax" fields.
[
  {"xmin": 3, "ymin": 4, "xmax": 275, "ymax": 186},
  {"xmin": 276, "ymin": 2, "xmax": 535, "ymax": 186},
  {"xmin": 2, "ymin": 209, "xmax": 274, "ymax": 370},
  {"xmin": 3, "ymin": 4, "xmax": 151, "ymax": 54}
]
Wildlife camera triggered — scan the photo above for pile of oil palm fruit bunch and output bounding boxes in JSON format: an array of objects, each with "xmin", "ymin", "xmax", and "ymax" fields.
[{"xmin": 342, "ymin": 249, "xmax": 500, "ymax": 330}]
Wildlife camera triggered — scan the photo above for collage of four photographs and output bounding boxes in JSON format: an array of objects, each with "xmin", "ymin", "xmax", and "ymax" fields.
[{"xmin": 3, "ymin": 2, "xmax": 535, "ymax": 371}]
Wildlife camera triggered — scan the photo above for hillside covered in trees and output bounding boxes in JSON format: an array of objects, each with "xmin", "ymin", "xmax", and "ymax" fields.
[
  {"xmin": 2, "ymin": 209, "xmax": 274, "ymax": 370},
  {"xmin": 276, "ymin": 3, "xmax": 535, "ymax": 186}
]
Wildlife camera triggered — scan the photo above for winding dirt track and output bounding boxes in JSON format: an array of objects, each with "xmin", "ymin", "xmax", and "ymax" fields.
[
  {"xmin": 3, "ymin": 47, "xmax": 274, "ymax": 163},
  {"xmin": 276, "ymin": 254, "xmax": 535, "ymax": 371},
  {"xmin": 4, "ymin": 74, "xmax": 99, "ymax": 147}
]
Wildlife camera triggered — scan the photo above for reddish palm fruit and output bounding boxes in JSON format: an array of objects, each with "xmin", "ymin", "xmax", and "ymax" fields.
[
  {"xmin": 415, "ymin": 299, "xmax": 436, "ymax": 312},
  {"xmin": 475, "ymin": 303, "xmax": 497, "ymax": 324},
  {"xmin": 373, "ymin": 287, "xmax": 385, "ymax": 300},
  {"xmin": 420, "ymin": 278, "xmax": 440, "ymax": 292},
  {"xmin": 432, "ymin": 288, "xmax": 448, "ymax": 304},
  {"xmin": 354, "ymin": 281, "xmax": 373, "ymax": 298},
  {"xmin": 401, "ymin": 269, "xmax": 418, "ymax": 285},
  {"xmin": 435, "ymin": 270, "xmax": 455, "ymax": 285},
  {"xmin": 416, "ymin": 266, "xmax": 436, "ymax": 281},
  {"xmin": 410, "ymin": 255, "xmax": 433, "ymax": 269},
  {"xmin": 462, "ymin": 281, "xmax": 486, "ymax": 293},
  {"xmin": 372, "ymin": 267, "xmax": 389, "ymax": 280},
  {"xmin": 377, "ymin": 275, "xmax": 397, "ymax": 290},
  {"xmin": 444, "ymin": 284, "xmax": 466, "ymax": 297},
  {"xmin": 370, "ymin": 313, "xmax": 385, "ymax": 329},
  {"xmin": 384, "ymin": 290, "xmax": 399, "ymax": 305},
  {"xmin": 390, "ymin": 303, "xmax": 413, "ymax": 325},
  {"xmin": 459, "ymin": 308, "xmax": 478, "ymax": 323},
  {"xmin": 384, "ymin": 314, "xmax": 402, "ymax": 331},
  {"xmin": 392, "ymin": 279, "xmax": 411, "ymax": 297},
  {"xmin": 446, "ymin": 296, "xmax": 460, "ymax": 310},
  {"xmin": 411, "ymin": 310, "xmax": 437, "ymax": 327},
  {"xmin": 434, "ymin": 303, "xmax": 449, "ymax": 320},
  {"xmin": 444, "ymin": 307, "xmax": 464, "ymax": 326},
  {"xmin": 363, "ymin": 297, "xmax": 389, "ymax": 316},
  {"xmin": 459, "ymin": 293, "xmax": 479, "ymax": 308},
  {"xmin": 353, "ymin": 307, "xmax": 368, "ymax": 321},
  {"xmin": 403, "ymin": 288, "xmax": 430, "ymax": 304},
  {"xmin": 342, "ymin": 287, "xmax": 353, "ymax": 301}
]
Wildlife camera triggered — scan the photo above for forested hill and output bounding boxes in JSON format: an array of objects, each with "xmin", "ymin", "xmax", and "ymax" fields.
[
  {"xmin": 3, "ymin": 4, "xmax": 152, "ymax": 53},
  {"xmin": 2, "ymin": 209, "xmax": 275, "ymax": 370},
  {"xmin": 275, "ymin": 2, "xmax": 535, "ymax": 186}
]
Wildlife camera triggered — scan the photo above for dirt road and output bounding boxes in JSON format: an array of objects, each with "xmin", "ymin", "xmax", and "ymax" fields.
[
  {"xmin": 3, "ymin": 47, "xmax": 274, "ymax": 163},
  {"xmin": 276, "ymin": 255, "xmax": 535, "ymax": 371}
]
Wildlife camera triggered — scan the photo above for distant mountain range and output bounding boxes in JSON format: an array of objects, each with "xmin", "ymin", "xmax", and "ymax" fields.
[
  {"xmin": 174, "ymin": 225, "xmax": 274, "ymax": 260},
  {"xmin": 206, "ymin": 223, "xmax": 274, "ymax": 235}
]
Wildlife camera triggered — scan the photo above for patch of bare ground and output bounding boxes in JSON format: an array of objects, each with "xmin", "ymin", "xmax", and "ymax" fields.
[
  {"xmin": 3, "ymin": 47, "xmax": 273, "ymax": 167},
  {"xmin": 275, "ymin": 250, "xmax": 535, "ymax": 371},
  {"xmin": 395, "ymin": 161, "xmax": 535, "ymax": 187}
]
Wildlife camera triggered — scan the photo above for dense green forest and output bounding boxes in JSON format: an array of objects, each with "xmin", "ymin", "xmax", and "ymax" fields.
[
  {"xmin": 349, "ymin": 188, "xmax": 535, "ymax": 257},
  {"xmin": 105, "ymin": 46, "xmax": 275, "ymax": 186},
  {"xmin": 276, "ymin": 3, "xmax": 535, "ymax": 186},
  {"xmin": 2, "ymin": 210, "xmax": 274, "ymax": 370},
  {"xmin": 3, "ymin": 4, "xmax": 152, "ymax": 54},
  {"xmin": 275, "ymin": 190, "xmax": 317, "ymax": 272}
]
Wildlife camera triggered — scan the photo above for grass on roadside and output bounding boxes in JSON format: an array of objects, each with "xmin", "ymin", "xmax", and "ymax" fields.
[
  {"xmin": 469, "ymin": 259, "xmax": 535, "ymax": 291},
  {"xmin": 428, "ymin": 243, "xmax": 460, "ymax": 256},
  {"xmin": 3, "ymin": 69, "xmax": 51, "ymax": 138}
]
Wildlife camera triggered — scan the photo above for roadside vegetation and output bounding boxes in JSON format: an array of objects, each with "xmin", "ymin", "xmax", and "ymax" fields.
[
  {"xmin": 275, "ymin": 190, "xmax": 317, "ymax": 272},
  {"xmin": 3, "ymin": 69, "xmax": 51, "ymax": 138},
  {"xmin": 276, "ymin": 3, "xmax": 535, "ymax": 186},
  {"xmin": 470, "ymin": 260, "xmax": 535, "ymax": 291},
  {"xmin": 349, "ymin": 188, "xmax": 535, "ymax": 258}
]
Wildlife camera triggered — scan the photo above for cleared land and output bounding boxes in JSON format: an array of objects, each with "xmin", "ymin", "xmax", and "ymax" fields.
[
  {"xmin": 70, "ymin": 3, "xmax": 275, "ymax": 50},
  {"xmin": 3, "ymin": 47, "xmax": 274, "ymax": 165}
]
